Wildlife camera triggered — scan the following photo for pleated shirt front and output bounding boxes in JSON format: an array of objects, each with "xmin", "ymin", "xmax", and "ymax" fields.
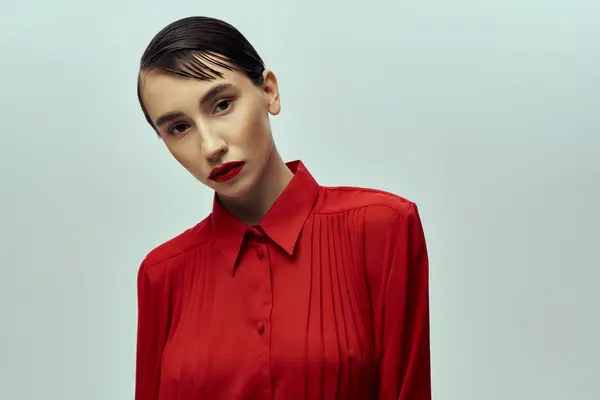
[{"xmin": 135, "ymin": 160, "xmax": 431, "ymax": 400}]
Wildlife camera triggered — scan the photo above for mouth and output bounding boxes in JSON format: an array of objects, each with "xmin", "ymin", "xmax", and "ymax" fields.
[{"xmin": 208, "ymin": 161, "xmax": 246, "ymax": 183}]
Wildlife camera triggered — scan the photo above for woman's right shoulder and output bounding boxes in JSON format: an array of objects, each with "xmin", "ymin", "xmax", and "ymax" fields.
[{"xmin": 138, "ymin": 216, "xmax": 214, "ymax": 278}]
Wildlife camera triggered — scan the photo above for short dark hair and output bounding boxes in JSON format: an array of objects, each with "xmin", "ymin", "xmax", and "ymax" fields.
[{"xmin": 137, "ymin": 16, "xmax": 266, "ymax": 129}]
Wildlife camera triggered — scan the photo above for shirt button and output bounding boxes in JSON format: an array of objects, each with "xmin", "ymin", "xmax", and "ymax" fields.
[
  {"xmin": 257, "ymin": 247, "xmax": 264, "ymax": 259},
  {"xmin": 256, "ymin": 321, "xmax": 265, "ymax": 334}
]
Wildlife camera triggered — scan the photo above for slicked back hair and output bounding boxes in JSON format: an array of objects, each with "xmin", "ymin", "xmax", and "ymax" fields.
[{"xmin": 137, "ymin": 16, "xmax": 266, "ymax": 130}]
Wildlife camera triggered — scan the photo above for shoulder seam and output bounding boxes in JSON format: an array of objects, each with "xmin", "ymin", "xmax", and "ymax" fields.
[
  {"xmin": 312, "ymin": 202, "xmax": 415, "ymax": 218},
  {"xmin": 322, "ymin": 185, "xmax": 403, "ymax": 198},
  {"xmin": 312, "ymin": 185, "xmax": 415, "ymax": 217},
  {"xmin": 143, "ymin": 236, "xmax": 213, "ymax": 272}
]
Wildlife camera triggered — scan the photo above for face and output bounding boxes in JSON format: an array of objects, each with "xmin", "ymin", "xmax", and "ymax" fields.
[{"xmin": 139, "ymin": 63, "xmax": 281, "ymax": 198}]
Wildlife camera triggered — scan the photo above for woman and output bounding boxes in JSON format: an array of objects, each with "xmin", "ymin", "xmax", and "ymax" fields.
[{"xmin": 135, "ymin": 16, "xmax": 431, "ymax": 400}]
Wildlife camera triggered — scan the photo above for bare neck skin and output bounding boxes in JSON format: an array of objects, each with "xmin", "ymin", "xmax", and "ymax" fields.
[{"xmin": 217, "ymin": 147, "xmax": 294, "ymax": 226}]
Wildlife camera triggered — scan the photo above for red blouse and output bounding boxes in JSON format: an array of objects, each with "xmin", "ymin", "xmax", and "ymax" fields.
[{"xmin": 135, "ymin": 161, "xmax": 431, "ymax": 400}]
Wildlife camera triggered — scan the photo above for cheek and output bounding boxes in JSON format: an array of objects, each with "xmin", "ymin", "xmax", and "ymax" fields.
[
  {"xmin": 166, "ymin": 140, "xmax": 208, "ymax": 177},
  {"xmin": 235, "ymin": 105, "xmax": 273, "ymax": 151}
]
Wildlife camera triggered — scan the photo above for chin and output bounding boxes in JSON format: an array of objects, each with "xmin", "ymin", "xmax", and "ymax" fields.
[{"xmin": 212, "ymin": 174, "xmax": 257, "ymax": 199}]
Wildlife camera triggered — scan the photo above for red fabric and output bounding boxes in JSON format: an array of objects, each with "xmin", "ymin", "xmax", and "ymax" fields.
[{"xmin": 136, "ymin": 161, "xmax": 431, "ymax": 400}]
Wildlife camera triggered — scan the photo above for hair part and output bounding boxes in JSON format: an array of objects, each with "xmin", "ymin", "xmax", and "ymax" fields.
[{"xmin": 137, "ymin": 16, "xmax": 266, "ymax": 130}]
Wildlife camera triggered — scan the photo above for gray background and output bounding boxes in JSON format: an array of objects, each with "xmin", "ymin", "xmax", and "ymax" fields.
[{"xmin": 0, "ymin": 0, "xmax": 598, "ymax": 399}]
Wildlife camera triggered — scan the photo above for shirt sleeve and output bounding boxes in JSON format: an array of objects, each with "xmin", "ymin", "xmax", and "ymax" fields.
[
  {"xmin": 135, "ymin": 261, "xmax": 171, "ymax": 400},
  {"xmin": 365, "ymin": 202, "xmax": 431, "ymax": 400}
]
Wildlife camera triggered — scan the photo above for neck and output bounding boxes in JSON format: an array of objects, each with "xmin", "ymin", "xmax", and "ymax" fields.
[{"xmin": 218, "ymin": 148, "xmax": 293, "ymax": 226}]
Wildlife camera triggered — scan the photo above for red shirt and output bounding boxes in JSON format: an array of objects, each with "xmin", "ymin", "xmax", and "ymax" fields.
[{"xmin": 136, "ymin": 161, "xmax": 431, "ymax": 400}]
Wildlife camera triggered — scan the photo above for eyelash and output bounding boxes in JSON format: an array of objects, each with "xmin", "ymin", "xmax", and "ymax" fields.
[
  {"xmin": 167, "ymin": 122, "xmax": 191, "ymax": 136},
  {"xmin": 166, "ymin": 99, "xmax": 234, "ymax": 136},
  {"xmin": 215, "ymin": 99, "xmax": 233, "ymax": 113}
]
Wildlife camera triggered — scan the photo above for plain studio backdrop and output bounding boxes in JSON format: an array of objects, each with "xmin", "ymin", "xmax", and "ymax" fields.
[{"xmin": 0, "ymin": 0, "xmax": 598, "ymax": 399}]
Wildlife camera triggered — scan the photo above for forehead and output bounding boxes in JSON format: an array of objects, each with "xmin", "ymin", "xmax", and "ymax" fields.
[{"xmin": 140, "ymin": 66, "xmax": 252, "ymax": 118}]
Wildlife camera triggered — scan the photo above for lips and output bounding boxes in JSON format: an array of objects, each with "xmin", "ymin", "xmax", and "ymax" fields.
[{"xmin": 208, "ymin": 161, "xmax": 246, "ymax": 183}]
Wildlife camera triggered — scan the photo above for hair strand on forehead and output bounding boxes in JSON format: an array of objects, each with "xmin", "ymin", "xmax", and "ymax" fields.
[{"xmin": 169, "ymin": 51, "xmax": 234, "ymax": 81}]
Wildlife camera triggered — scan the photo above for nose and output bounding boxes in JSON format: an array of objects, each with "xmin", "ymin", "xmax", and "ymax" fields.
[{"xmin": 198, "ymin": 126, "xmax": 228, "ymax": 161}]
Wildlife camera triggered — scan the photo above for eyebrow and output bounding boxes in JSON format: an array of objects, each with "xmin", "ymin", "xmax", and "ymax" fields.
[
  {"xmin": 155, "ymin": 112, "xmax": 185, "ymax": 127},
  {"xmin": 154, "ymin": 83, "xmax": 236, "ymax": 127}
]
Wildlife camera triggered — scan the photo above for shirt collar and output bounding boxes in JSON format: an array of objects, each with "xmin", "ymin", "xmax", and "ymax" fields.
[{"xmin": 211, "ymin": 160, "xmax": 320, "ymax": 275}]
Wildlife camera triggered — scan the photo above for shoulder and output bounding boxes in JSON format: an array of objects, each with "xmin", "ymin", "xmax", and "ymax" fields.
[
  {"xmin": 139, "ymin": 216, "xmax": 213, "ymax": 279},
  {"xmin": 313, "ymin": 186, "xmax": 423, "ymax": 244},
  {"xmin": 315, "ymin": 185, "xmax": 417, "ymax": 222}
]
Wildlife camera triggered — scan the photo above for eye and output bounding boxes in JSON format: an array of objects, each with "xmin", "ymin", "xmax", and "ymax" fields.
[
  {"xmin": 167, "ymin": 122, "xmax": 191, "ymax": 135},
  {"xmin": 214, "ymin": 99, "xmax": 233, "ymax": 114}
]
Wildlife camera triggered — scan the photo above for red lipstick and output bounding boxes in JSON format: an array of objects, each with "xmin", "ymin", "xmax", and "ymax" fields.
[{"xmin": 209, "ymin": 161, "xmax": 245, "ymax": 183}]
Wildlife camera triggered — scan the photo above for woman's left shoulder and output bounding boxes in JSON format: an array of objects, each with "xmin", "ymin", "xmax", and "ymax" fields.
[{"xmin": 320, "ymin": 185, "xmax": 418, "ymax": 221}]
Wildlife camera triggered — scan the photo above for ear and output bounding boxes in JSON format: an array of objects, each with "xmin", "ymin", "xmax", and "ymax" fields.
[{"xmin": 262, "ymin": 69, "xmax": 281, "ymax": 115}]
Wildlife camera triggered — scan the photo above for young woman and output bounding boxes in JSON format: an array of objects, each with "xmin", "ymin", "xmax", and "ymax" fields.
[{"xmin": 135, "ymin": 16, "xmax": 431, "ymax": 400}]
